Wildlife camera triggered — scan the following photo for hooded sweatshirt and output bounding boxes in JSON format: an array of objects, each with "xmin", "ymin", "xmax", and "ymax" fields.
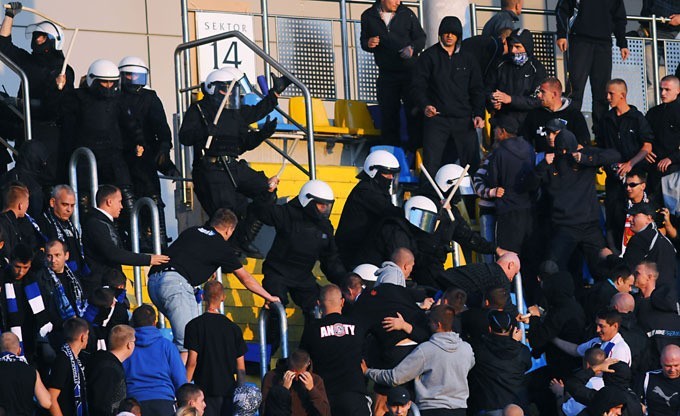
[
  {"xmin": 122, "ymin": 326, "xmax": 187, "ymax": 402},
  {"xmin": 411, "ymin": 16, "xmax": 485, "ymax": 119},
  {"xmin": 365, "ymin": 331, "xmax": 475, "ymax": 410},
  {"xmin": 521, "ymin": 97, "xmax": 591, "ymax": 152}
]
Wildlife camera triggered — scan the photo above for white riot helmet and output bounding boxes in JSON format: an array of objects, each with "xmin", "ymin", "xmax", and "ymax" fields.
[
  {"xmin": 25, "ymin": 21, "xmax": 63, "ymax": 51},
  {"xmin": 435, "ymin": 164, "xmax": 473, "ymax": 195},
  {"xmin": 299, "ymin": 180, "xmax": 335, "ymax": 218},
  {"xmin": 352, "ymin": 263, "xmax": 379, "ymax": 282},
  {"xmin": 204, "ymin": 67, "xmax": 244, "ymax": 109},
  {"xmin": 404, "ymin": 196, "xmax": 438, "ymax": 233},
  {"xmin": 118, "ymin": 56, "xmax": 149, "ymax": 91},
  {"xmin": 86, "ymin": 59, "xmax": 120, "ymax": 98},
  {"xmin": 363, "ymin": 150, "xmax": 400, "ymax": 179}
]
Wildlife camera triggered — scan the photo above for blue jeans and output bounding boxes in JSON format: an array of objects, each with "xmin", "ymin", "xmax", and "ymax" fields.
[
  {"xmin": 148, "ymin": 271, "xmax": 198, "ymax": 351},
  {"xmin": 479, "ymin": 213, "xmax": 496, "ymax": 263}
]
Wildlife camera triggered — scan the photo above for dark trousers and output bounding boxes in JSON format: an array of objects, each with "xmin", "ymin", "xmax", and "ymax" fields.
[
  {"xmin": 420, "ymin": 409, "xmax": 466, "ymax": 416},
  {"xmin": 567, "ymin": 37, "xmax": 612, "ymax": 134},
  {"xmin": 548, "ymin": 221, "xmax": 607, "ymax": 288},
  {"xmin": 329, "ymin": 392, "xmax": 371, "ymax": 416},
  {"xmin": 421, "ymin": 116, "xmax": 480, "ymax": 191},
  {"xmin": 139, "ymin": 399, "xmax": 175, "ymax": 416},
  {"xmin": 604, "ymin": 179, "xmax": 627, "ymax": 250},
  {"xmin": 205, "ymin": 394, "xmax": 234, "ymax": 416},
  {"xmin": 377, "ymin": 70, "xmax": 422, "ymax": 151}
]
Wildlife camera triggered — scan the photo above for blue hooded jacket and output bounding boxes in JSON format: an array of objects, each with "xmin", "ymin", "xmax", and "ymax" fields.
[{"xmin": 122, "ymin": 326, "xmax": 187, "ymax": 401}]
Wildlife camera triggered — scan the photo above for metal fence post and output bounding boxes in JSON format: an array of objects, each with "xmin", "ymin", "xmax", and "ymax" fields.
[
  {"xmin": 469, "ymin": 3, "xmax": 478, "ymax": 36},
  {"xmin": 339, "ymin": 0, "xmax": 351, "ymax": 99},
  {"xmin": 262, "ymin": 0, "xmax": 272, "ymax": 84},
  {"xmin": 258, "ymin": 302, "xmax": 289, "ymax": 380},
  {"xmin": 130, "ymin": 197, "xmax": 165, "ymax": 328},
  {"xmin": 0, "ymin": 52, "xmax": 32, "ymax": 142},
  {"xmin": 68, "ymin": 147, "xmax": 99, "ymax": 232},
  {"xmin": 651, "ymin": 14, "xmax": 661, "ymax": 106},
  {"xmin": 515, "ymin": 272, "xmax": 527, "ymax": 342}
]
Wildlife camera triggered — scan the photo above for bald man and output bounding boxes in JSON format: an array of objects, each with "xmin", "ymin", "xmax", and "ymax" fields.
[
  {"xmin": 391, "ymin": 247, "xmax": 415, "ymax": 279},
  {"xmin": 503, "ymin": 404, "xmax": 524, "ymax": 416},
  {"xmin": 299, "ymin": 284, "xmax": 369, "ymax": 416},
  {"xmin": 597, "ymin": 79, "xmax": 654, "ymax": 250},
  {"xmin": 0, "ymin": 332, "xmax": 52, "ymax": 413},
  {"xmin": 610, "ymin": 292, "xmax": 651, "ymax": 377},
  {"xmin": 641, "ymin": 345, "xmax": 680, "ymax": 415}
]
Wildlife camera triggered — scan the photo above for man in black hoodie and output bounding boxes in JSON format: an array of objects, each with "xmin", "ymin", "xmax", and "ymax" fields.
[
  {"xmin": 555, "ymin": 0, "xmax": 629, "ymax": 135},
  {"xmin": 468, "ymin": 310, "xmax": 532, "ymax": 414},
  {"xmin": 412, "ymin": 16, "xmax": 485, "ymax": 175},
  {"xmin": 360, "ymin": 0, "xmax": 426, "ymax": 149},
  {"xmin": 487, "ymin": 28, "xmax": 547, "ymax": 127},
  {"xmin": 536, "ymin": 129, "xmax": 620, "ymax": 281}
]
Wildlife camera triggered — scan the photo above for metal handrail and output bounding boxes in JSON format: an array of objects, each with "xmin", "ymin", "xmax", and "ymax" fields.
[
  {"xmin": 68, "ymin": 147, "xmax": 98, "ymax": 232},
  {"xmin": 258, "ymin": 302, "xmax": 289, "ymax": 380},
  {"xmin": 469, "ymin": 4, "xmax": 670, "ymax": 106},
  {"xmin": 0, "ymin": 51, "xmax": 32, "ymax": 142},
  {"xmin": 515, "ymin": 272, "xmax": 527, "ymax": 342},
  {"xmin": 173, "ymin": 31, "xmax": 317, "ymax": 206},
  {"xmin": 130, "ymin": 197, "xmax": 166, "ymax": 328}
]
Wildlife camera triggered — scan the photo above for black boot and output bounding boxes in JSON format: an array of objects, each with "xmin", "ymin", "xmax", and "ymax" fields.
[
  {"xmin": 119, "ymin": 186, "xmax": 136, "ymax": 249},
  {"xmin": 234, "ymin": 214, "xmax": 265, "ymax": 259},
  {"xmin": 151, "ymin": 195, "xmax": 170, "ymax": 249}
]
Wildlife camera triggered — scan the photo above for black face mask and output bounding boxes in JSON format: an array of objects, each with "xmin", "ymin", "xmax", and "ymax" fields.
[
  {"xmin": 374, "ymin": 173, "xmax": 393, "ymax": 191},
  {"xmin": 31, "ymin": 32, "xmax": 54, "ymax": 56},
  {"xmin": 89, "ymin": 81, "xmax": 120, "ymax": 99}
]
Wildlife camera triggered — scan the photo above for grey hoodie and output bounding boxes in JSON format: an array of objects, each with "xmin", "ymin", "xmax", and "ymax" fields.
[{"xmin": 365, "ymin": 331, "xmax": 475, "ymax": 410}]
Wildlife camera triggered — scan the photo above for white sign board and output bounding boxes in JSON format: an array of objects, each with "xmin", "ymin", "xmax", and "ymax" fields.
[{"xmin": 195, "ymin": 12, "xmax": 256, "ymax": 83}]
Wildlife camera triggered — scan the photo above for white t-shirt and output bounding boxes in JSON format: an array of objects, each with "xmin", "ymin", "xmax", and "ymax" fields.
[{"xmin": 577, "ymin": 333, "xmax": 632, "ymax": 366}]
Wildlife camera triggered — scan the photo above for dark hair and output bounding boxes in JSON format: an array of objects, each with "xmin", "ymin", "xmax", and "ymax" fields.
[
  {"xmin": 288, "ymin": 349, "xmax": 311, "ymax": 372},
  {"xmin": 45, "ymin": 239, "xmax": 68, "ymax": 253},
  {"xmin": 95, "ymin": 184, "xmax": 120, "ymax": 207},
  {"xmin": 626, "ymin": 168, "xmax": 647, "ymax": 183},
  {"xmin": 611, "ymin": 264, "xmax": 633, "ymax": 282},
  {"xmin": 176, "ymin": 383, "xmax": 204, "ymax": 407},
  {"xmin": 429, "ymin": 304, "xmax": 456, "ymax": 332},
  {"xmin": 102, "ymin": 268, "xmax": 126, "ymax": 288},
  {"xmin": 606, "ymin": 78, "xmax": 628, "ymax": 93},
  {"xmin": 541, "ymin": 77, "xmax": 563, "ymax": 92},
  {"xmin": 63, "ymin": 317, "xmax": 89, "ymax": 342},
  {"xmin": 442, "ymin": 287, "xmax": 467, "ymax": 313},
  {"xmin": 209, "ymin": 208, "xmax": 238, "ymax": 229},
  {"xmin": 203, "ymin": 280, "xmax": 224, "ymax": 304},
  {"xmin": 596, "ymin": 309, "xmax": 622, "ymax": 327},
  {"xmin": 342, "ymin": 273, "xmax": 363, "ymax": 291},
  {"xmin": 132, "ymin": 304, "xmax": 156, "ymax": 328},
  {"xmin": 485, "ymin": 286, "xmax": 509, "ymax": 309},
  {"xmin": 89, "ymin": 288, "xmax": 115, "ymax": 308},
  {"xmin": 118, "ymin": 398, "xmax": 141, "ymax": 413},
  {"xmin": 10, "ymin": 244, "xmax": 33, "ymax": 264},
  {"xmin": 501, "ymin": 0, "xmax": 521, "ymax": 9},
  {"xmin": 585, "ymin": 347, "xmax": 606, "ymax": 367}
]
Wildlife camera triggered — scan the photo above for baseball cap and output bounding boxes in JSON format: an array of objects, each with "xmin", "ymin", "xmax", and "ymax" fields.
[
  {"xmin": 387, "ymin": 386, "xmax": 411, "ymax": 406},
  {"xmin": 545, "ymin": 118, "xmax": 567, "ymax": 133},
  {"xmin": 491, "ymin": 114, "xmax": 519, "ymax": 135},
  {"xmin": 488, "ymin": 310, "xmax": 515, "ymax": 333},
  {"xmin": 628, "ymin": 202, "xmax": 656, "ymax": 216}
]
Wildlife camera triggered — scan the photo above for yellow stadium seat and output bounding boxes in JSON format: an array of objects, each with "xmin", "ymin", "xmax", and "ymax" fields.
[
  {"xmin": 335, "ymin": 99, "xmax": 381, "ymax": 136},
  {"xmin": 288, "ymin": 96, "xmax": 351, "ymax": 135}
]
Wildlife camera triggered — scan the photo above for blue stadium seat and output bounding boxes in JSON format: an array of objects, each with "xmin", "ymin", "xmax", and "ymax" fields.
[
  {"xmin": 257, "ymin": 75, "xmax": 270, "ymax": 95},
  {"xmin": 370, "ymin": 145, "xmax": 418, "ymax": 184},
  {"xmin": 242, "ymin": 93, "xmax": 300, "ymax": 132}
]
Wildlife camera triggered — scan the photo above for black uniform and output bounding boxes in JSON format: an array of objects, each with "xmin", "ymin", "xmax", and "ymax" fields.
[
  {"xmin": 335, "ymin": 174, "xmax": 402, "ymax": 269},
  {"xmin": 59, "ymin": 87, "xmax": 145, "ymax": 216},
  {"xmin": 120, "ymin": 86, "xmax": 175, "ymax": 248},
  {"xmin": 598, "ymin": 106, "xmax": 655, "ymax": 247},
  {"xmin": 521, "ymin": 97, "xmax": 591, "ymax": 152},
  {"xmin": 556, "ymin": 0, "xmax": 628, "ymax": 134},
  {"xmin": 299, "ymin": 312, "xmax": 369, "ymax": 416},
  {"xmin": 0, "ymin": 33, "xmax": 75, "ymax": 181},
  {"xmin": 360, "ymin": 1, "xmax": 426, "ymax": 149},
  {"xmin": 486, "ymin": 29, "xmax": 546, "ymax": 127},
  {"xmin": 411, "ymin": 17, "xmax": 485, "ymax": 174}
]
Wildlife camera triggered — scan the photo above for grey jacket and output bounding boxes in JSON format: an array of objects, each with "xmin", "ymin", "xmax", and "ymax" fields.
[{"xmin": 365, "ymin": 331, "xmax": 475, "ymax": 410}]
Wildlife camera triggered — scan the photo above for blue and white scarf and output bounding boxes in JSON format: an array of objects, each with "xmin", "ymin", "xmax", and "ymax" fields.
[{"xmin": 62, "ymin": 343, "xmax": 87, "ymax": 416}]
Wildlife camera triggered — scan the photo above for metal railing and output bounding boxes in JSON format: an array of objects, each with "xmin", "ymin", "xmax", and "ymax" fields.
[
  {"xmin": 258, "ymin": 302, "xmax": 289, "ymax": 380},
  {"xmin": 468, "ymin": 4, "xmax": 671, "ymax": 107},
  {"xmin": 173, "ymin": 31, "xmax": 318, "ymax": 207},
  {"xmin": 0, "ymin": 51, "xmax": 32, "ymax": 143},
  {"xmin": 515, "ymin": 272, "xmax": 527, "ymax": 341},
  {"xmin": 68, "ymin": 147, "xmax": 99, "ymax": 232},
  {"xmin": 130, "ymin": 197, "xmax": 166, "ymax": 328}
]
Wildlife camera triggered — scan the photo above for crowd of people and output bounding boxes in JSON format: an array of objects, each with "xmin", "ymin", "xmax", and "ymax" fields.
[{"xmin": 0, "ymin": 0, "xmax": 679, "ymax": 416}]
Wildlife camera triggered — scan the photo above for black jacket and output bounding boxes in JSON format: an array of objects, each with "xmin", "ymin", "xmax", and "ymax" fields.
[
  {"xmin": 85, "ymin": 350, "xmax": 126, "ymax": 416},
  {"xmin": 619, "ymin": 224, "xmax": 678, "ymax": 290},
  {"xmin": 536, "ymin": 146, "xmax": 620, "ymax": 226},
  {"xmin": 468, "ymin": 333, "xmax": 532, "ymax": 412},
  {"xmin": 477, "ymin": 135, "xmax": 537, "ymax": 214},
  {"xmin": 521, "ymin": 97, "xmax": 591, "ymax": 152},
  {"xmin": 635, "ymin": 287, "xmax": 680, "ymax": 360},
  {"xmin": 482, "ymin": 10, "xmax": 520, "ymax": 38},
  {"xmin": 567, "ymin": 363, "xmax": 644, "ymax": 416},
  {"xmin": 438, "ymin": 263, "xmax": 512, "ymax": 304},
  {"xmin": 411, "ymin": 20, "xmax": 485, "ymax": 119},
  {"xmin": 460, "ymin": 34, "xmax": 506, "ymax": 81},
  {"xmin": 618, "ymin": 312, "xmax": 652, "ymax": 378},
  {"xmin": 529, "ymin": 271, "xmax": 586, "ymax": 378},
  {"xmin": 359, "ymin": 1, "xmax": 426, "ymax": 74},
  {"xmin": 255, "ymin": 198, "xmax": 345, "ymax": 285},
  {"xmin": 1, "ymin": 140, "xmax": 50, "ymax": 218},
  {"xmin": 0, "ymin": 210, "xmax": 40, "ymax": 259},
  {"xmin": 179, "ymin": 91, "xmax": 277, "ymax": 161},
  {"xmin": 335, "ymin": 176, "xmax": 402, "ymax": 269},
  {"xmin": 556, "ymin": 0, "xmax": 628, "ymax": 48},
  {"xmin": 598, "ymin": 106, "xmax": 654, "ymax": 178},
  {"xmin": 582, "ymin": 280, "xmax": 619, "ymax": 326},
  {"xmin": 645, "ymin": 99, "xmax": 680, "ymax": 173},
  {"xmin": 82, "ymin": 209, "xmax": 150, "ymax": 290}
]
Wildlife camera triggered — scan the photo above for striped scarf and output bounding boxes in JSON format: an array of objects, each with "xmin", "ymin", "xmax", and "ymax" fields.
[
  {"xmin": 62, "ymin": 343, "xmax": 87, "ymax": 416},
  {"xmin": 3, "ymin": 278, "xmax": 48, "ymax": 351}
]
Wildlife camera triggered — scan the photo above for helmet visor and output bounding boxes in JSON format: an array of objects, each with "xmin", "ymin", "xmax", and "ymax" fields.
[
  {"xmin": 315, "ymin": 201, "xmax": 334, "ymax": 218},
  {"xmin": 213, "ymin": 81, "xmax": 241, "ymax": 109},
  {"xmin": 121, "ymin": 71, "xmax": 147, "ymax": 87},
  {"xmin": 407, "ymin": 207, "xmax": 437, "ymax": 233}
]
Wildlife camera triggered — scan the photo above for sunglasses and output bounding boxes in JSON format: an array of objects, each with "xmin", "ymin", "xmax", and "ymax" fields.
[{"xmin": 625, "ymin": 182, "xmax": 642, "ymax": 188}]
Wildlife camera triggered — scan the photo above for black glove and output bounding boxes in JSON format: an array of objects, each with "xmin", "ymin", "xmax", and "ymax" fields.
[
  {"xmin": 259, "ymin": 116, "xmax": 277, "ymax": 138},
  {"xmin": 206, "ymin": 123, "xmax": 219, "ymax": 137},
  {"xmin": 271, "ymin": 73, "xmax": 292, "ymax": 95},
  {"xmin": 155, "ymin": 142, "xmax": 172, "ymax": 168},
  {"xmin": 5, "ymin": 2, "xmax": 22, "ymax": 17}
]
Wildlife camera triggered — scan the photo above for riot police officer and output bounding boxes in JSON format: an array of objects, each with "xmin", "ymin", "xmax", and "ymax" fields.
[
  {"xmin": 59, "ymin": 59, "xmax": 145, "ymax": 222},
  {"xmin": 118, "ymin": 56, "xmax": 177, "ymax": 248},
  {"xmin": 0, "ymin": 2, "xmax": 75, "ymax": 182},
  {"xmin": 336, "ymin": 149, "xmax": 402, "ymax": 268},
  {"xmin": 179, "ymin": 68, "xmax": 291, "ymax": 258}
]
